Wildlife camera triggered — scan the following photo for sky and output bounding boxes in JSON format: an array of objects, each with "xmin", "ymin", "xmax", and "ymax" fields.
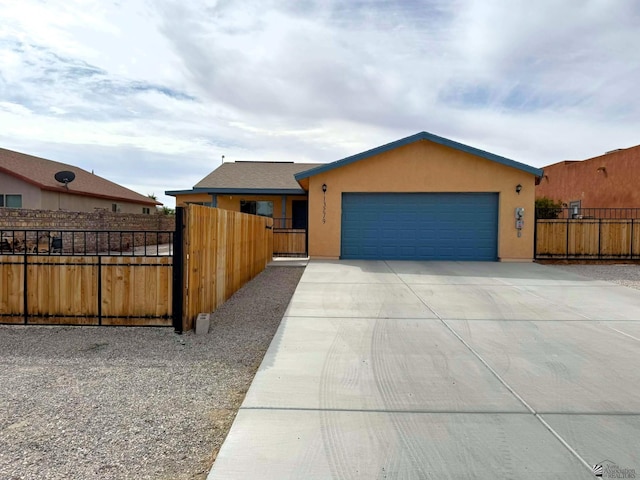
[{"xmin": 1, "ymin": 0, "xmax": 639, "ymax": 207}]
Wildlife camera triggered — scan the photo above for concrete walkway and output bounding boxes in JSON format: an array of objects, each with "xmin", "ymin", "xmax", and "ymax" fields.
[{"xmin": 208, "ymin": 260, "xmax": 640, "ymax": 479}]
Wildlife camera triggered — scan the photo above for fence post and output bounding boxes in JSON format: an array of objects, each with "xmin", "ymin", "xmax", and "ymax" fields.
[
  {"xmin": 565, "ymin": 217, "xmax": 570, "ymax": 259},
  {"xmin": 533, "ymin": 211, "xmax": 538, "ymax": 259},
  {"xmin": 632, "ymin": 219, "xmax": 635, "ymax": 259},
  {"xmin": 98, "ymin": 256, "xmax": 102, "ymax": 326},
  {"xmin": 172, "ymin": 207, "xmax": 185, "ymax": 334},
  {"xmin": 23, "ymin": 249, "xmax": 28, "ymax": 325},
  {"xmin": 598, "ymin": 219, "xmax": 602, "ymax": 259}
]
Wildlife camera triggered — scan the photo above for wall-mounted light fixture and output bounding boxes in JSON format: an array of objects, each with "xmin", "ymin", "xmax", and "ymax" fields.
[
  {"xmin": 515, "ymin": 184, "xmax": 522, "ymax": 195},
  {"xmin": 321, "ymin": 184, "xmax": 328, "ymax": 224},
  {"xmin": 596, "ymin": 166, "xmax": 607, "ymax": 174}
]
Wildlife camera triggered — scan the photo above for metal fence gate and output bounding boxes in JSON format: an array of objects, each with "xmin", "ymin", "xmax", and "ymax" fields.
[{"xmin": 0, "ymin": 229, "xmax": 174, "ymax": 327}]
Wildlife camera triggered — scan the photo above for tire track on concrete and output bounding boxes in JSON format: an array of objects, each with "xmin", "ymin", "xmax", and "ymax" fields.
[
  {"xmin": 371, "ymin": 316, "xmax": 430, "ymax": 478},
  {"xmin": 318, "ymin": 322, "xmax": 356, "ymax": 480},
  {"xmin": 386, "ymin": 261, "xmax": 595, "ymax": 476}
]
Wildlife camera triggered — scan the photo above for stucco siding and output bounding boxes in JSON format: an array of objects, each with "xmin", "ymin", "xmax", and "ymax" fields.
[
  {"xmin": 307, "ymin": 140, "xmax": 536, "ymax": 261},
  {"xmin": 39, "ymin": 191, "xmax": 152, "ymax": 214},
  {"xmin": 536, "ymin": 145, "xmax": 640, "ymax": 208},
  {"xmin": 0, "ymin": 173, "xmax": 42, "ymax": 209},
  {"xmin": 174, "ymin": 193, "xmax": 215, "ymax": 207}
]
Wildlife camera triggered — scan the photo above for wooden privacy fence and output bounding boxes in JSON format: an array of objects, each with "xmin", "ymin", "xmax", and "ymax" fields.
[
  {"xmin": 174, "ymin": 205, "xmax": 273, "ymax": 332},
  {"xmin": 273, "ymin": 229, "xmax": 307, "ymax": 257},
  {"xmin": 536, "ymin": 219, "xmax": 640, "ymax": 259},
  {"xmin": 0, "ymin": 249, "xmax": 173, "ymax": 327},
  {"xmin": 1, "ymin": 208, "xmax": 274, "ymax": 331}
]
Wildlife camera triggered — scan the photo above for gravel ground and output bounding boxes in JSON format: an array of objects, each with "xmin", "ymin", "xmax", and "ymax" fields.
[
  {"xmin": 547, "ymin": 263, "xmax": 640, "ymax": 290},
  {"xmin": 0, "ymin": 265, "xmax": 304, "ymax": 480}
]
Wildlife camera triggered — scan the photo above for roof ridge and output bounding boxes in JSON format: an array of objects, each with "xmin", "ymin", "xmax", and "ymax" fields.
[
  {"xmin": 295, "ymin": 131, "xmax": 543, "ymax": 181},
  {"xmin": 0, "ymin": 147, "xmax": 159, "ymax": 206},
  {"xmin": 233, "ymin": 160, "xmax": 296, "ymax": 164}
]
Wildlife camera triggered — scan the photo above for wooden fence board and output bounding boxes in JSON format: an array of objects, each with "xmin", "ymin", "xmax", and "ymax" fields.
[
  {"xmin": 101, "ymin": 317, "xmax": 171, "ymax": 327},
  {"xmin": 182, "ymin": 205, "xmax": 273, "ymax": 331},
  {"xmin": 535, "ymin": 220, "xmax": 567, "ymax": 257},
  {"xmin": 600, "ymin": 221, "xmax": 632, "ymax": 256},
  {"xmin": 0, "ymin": 255, "xmax": 23, "ymax": 323},
  {"xmin": 273, "ymin": 230, "xmax": 306, "ymax": 256},
  {"xmin": 633, "ymin": 222, "xmax": 640, "ymax": 257},
  {"xmin": 28, "ymin": 316, "xmax": 100, "ymax": 326},
  {"xmin": 0, "ymin": 253, "xmax": 171, "ymax": 326},
  {"xmin": 536, "ymin": 218, "xmax": 640, "ymax": 259},
  {"xmin": 101, "ymin": 256, "xmax": 172, "ymax": 321},
  {"xmin": 27, "ymin": 256, "xmax": 99, "ymax": 318},
  {"xmin": 568, "ymin": 220, "xmax": 599, "ymax": 256}
]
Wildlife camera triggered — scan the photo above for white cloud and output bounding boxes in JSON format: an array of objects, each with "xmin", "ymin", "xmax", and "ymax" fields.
[{"xmin": 0, "ymin": 0, "xmax": 639, "ymax": 208}]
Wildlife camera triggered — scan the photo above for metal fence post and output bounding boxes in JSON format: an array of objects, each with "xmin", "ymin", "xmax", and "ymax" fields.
[
  {"xmin": 98, "ymin": 256, "xmax": 102, "ymax": 326},
  {"xmin": 172, "ymin": 207, "xmax": 185, "ymax": 334},
  {"xmin": 533, "ymin": 211, "xmax": 538, "ymax": 259},
  {"xmin": 632, "ymin": 219, "xmax": 635, "ymax": 259},
  {"xmin": 565, "ymin": 217, "xmax": 570, "ymax": 259},
  {"xmin": 23, "ymin": 249, "xmax": 28, "ymax": 325},
  {"xmin": 598, "ymin": 219, "xmax": 602, "ymax": 259}
]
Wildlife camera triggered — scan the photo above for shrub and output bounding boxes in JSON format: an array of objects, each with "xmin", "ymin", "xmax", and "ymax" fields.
[{"xmin": 535, "ymin": 197, "xmax": 563, "ymax": 219}]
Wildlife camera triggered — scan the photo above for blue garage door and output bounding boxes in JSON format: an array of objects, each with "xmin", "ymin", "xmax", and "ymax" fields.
[{"xmin": 341, "ymin": 193, "xmax": 498, "ymax": 261}]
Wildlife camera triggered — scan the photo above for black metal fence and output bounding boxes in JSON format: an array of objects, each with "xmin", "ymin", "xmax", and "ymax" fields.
[
  {"xmin": 535, "ymin": 208, "xmax": 640, "ymax": 260},
  {"xmin": 0, "ymin": 229, "xmax": 173, "ymax": 256},
  {"xmin": 536, "ymin": 207, "xmax": 640, "ymax": 220},
  {"xmin": 0, "ymin": 229, "xmax": 177, "ymax": 329}
]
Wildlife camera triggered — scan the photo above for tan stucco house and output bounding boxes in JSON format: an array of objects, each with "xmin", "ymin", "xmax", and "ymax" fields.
[
  {"xmin": 0, "ymin": 148, "xmax": 160, "ymax": 214},
  {"xmin": 166, "ymin": 161, "xmax": 322, "ymax": 229},
  {"xmin": 167, "ymin": 132, "xmax": 543, "ymax": 261}
]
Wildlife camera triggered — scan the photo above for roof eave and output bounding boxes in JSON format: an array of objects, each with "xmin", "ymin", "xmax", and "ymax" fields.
[
  {"xmin": 39, "ymin": 185, "xmax": 160, "ymax": 206},
  {"xmin": 170, "ymin": 187, "xmax": 308, "ymax": 195},
  {"xmin": 165, "ymin": 189, "xmax": 203, "ymax": 196},
  {"xmin": 0, "ymin": 166, "xmax": 159, "ymax": 206},
  {"xmin": 294, "ymin": 131, "xmax": 543, "ymax": 181}
]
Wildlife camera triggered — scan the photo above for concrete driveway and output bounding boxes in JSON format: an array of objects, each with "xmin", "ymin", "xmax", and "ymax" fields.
[{"xmin": 208, "ymin": 261, "xmax": 640, "ymax": 479}]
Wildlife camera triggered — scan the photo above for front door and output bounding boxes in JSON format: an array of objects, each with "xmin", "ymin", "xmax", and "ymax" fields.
[{"xmin": 292, "ymin": 201, "xmax": 308, "ymax": 229}]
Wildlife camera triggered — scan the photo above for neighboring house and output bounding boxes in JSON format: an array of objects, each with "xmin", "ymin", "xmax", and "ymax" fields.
[
  {"xmin": 0, "ymin": 148, "xmax": 160, "ymax": 214},
  {"xmin": 536, "ymin": 144, "xmax": 640, "ymax": 211},
  {"xmin": 167, "ymin": 132, "xmax": 543, "ymax": 261},
  {"xmin": 166, "ymin": 161, "xmax": 322, "ymax": 229}
]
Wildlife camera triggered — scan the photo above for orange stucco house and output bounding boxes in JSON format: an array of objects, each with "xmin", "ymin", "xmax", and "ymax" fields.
[
  {"xmin": 166, "ymin": 161, "xmax": 322, "ymax": 229},
  {"xmin": 536, "ymin": 143, "xmax": 640, "ymax": 212},
  {"xmin": 167, "ymin": 132, "xmax": 543, "ymax": 261}
]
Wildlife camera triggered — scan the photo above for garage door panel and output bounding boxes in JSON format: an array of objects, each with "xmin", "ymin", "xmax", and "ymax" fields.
[{"xmin": 341, "ymin": 193, "xmax": 498, "ymax": 261}]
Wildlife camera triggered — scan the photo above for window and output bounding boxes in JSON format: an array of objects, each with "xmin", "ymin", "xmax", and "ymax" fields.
[
  {"xmin": 142, "ymin": 207, "xmax": 150, "ymax": 214},
  {"xmin": 112, "ymin": 203, "xmax": 120, "ymax": 212},
  {"xmin": 569, "ymin": 200, "xmax": 581, "ymax": 218},
  {"xmin": 240, "ymin": 200, "xmax": 273, "ymax": 217},
  {"xmin": 0, "ymin": 194, "xmax": 22, "ymax": 208}
]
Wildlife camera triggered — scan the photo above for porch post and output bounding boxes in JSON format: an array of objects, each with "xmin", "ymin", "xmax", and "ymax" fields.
[{"xmin": 281, "ymin": 195, "xmax": 286, "ymax": 227}]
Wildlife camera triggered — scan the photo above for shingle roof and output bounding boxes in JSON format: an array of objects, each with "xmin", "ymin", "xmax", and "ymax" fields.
[
  {"xmin": 193, "ymin": 161, "xmax": 324, "ymax": 191},
  {"xmin": 295, "ymin": 131, "xmax": 544, "ymax": 181},
  {"xmin": 0, "ymin": 148, "xmax": 160, "ymax": 206}
]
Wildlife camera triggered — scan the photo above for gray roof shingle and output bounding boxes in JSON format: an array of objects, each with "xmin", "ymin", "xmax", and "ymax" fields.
[{"xmin": 194, "ymin": 162, "xmax": 323, "ymax": 190}]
